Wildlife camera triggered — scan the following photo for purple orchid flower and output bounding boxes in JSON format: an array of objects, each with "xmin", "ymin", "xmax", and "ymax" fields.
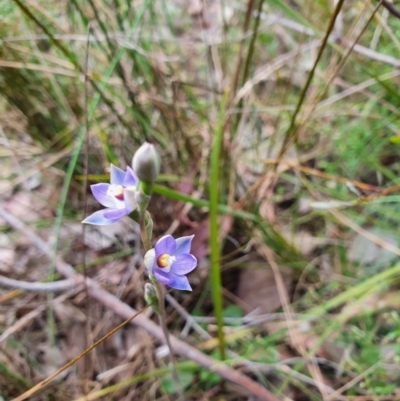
[
  {"xmin": 144, "ymin": 235, "xmax": 197, "ymax": 291},
  {"xmin": 82, "ymin": 164, "xmax": 138, "ymax": 225}
]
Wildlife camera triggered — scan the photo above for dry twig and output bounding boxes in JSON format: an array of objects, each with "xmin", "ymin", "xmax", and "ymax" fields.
[{"xmin": 0, "ymin": 275, "xmax": 80, "ymax": 292}]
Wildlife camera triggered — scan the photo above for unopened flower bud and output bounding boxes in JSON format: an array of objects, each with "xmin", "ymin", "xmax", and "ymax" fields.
[
  {"xmin": 144, "ymin": 282, "xmax": 159, "ymax": 313},
  {"xmin": 132, "ymin": 143, "xmax": 160, "ymax": 184}
]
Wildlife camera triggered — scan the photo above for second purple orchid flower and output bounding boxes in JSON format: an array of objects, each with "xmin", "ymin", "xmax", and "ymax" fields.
[{"xmin": 82, "ymin": 164, "xmax": 138, "ymax": 225}]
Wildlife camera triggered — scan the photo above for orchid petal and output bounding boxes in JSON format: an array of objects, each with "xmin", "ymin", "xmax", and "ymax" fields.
[
  {"xmin": 103, "ymin": 207, "xmax": 129, "ymax": 221},
  {"xmin": 110, "ymin": 164, "xmax": 125, "ymax": 185},
  {"xmin": 153, "ymin": 269, "xmax": 173, "ymax": 286},
  {"xmin": 155, "ymin": 235, "xmax": 176, "ymax": 257},
  {"xmin": 167, "ymin": 274, "xmax": 192, "ymax": 291},
  {"xmin": 124, "ymin": 186, "xmax": 137, "ymax": 213},
  {"xmin": 91, "ymin": 183, "xmax": 116, "ymax": 208},
  {"xmin": 114, "ymin": 198, "xmax": 127, "ymax": 210},
  {"xmin": 144, "ymin": 249, "xmax": 156, "ymax": 272},
  {"xmin": 153, "ymin": 270, "xmax": 192, "ymax": 291},
  {"xmin": 175, "ymin": 235, "xmax": 194, "ymax": 255},
  {"xmin": 170, "ymin": 253, "xmax": 197, "ymax": 275},
  {"xmin": 82, "ymin": 208, "xmax": 124, "ymax": 225},
  {"xmin": 123, "ymin": 166, "xmax": 137, "ymax": 187}
]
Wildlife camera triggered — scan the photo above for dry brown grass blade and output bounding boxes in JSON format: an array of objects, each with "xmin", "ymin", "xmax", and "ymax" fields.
[
  {"xmin": 264, "ymin": 159, "xmax": 381, "ymax": 192},
  {"xmin": 0, "ymin": 289, "xmax": 22, "ymax": 303},
  {"xmin": 0, "ymin": 207, "xmax": 281, "ymax": 401}
]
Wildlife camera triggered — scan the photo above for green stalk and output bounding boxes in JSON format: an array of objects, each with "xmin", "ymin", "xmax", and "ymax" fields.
[
  {"xmin": 139, "ymin": 211, "xmax": 151, "ymax": 252},
  {"xmin": 209, "ymin": 90, "xmax": 229, "ymax": 361}
]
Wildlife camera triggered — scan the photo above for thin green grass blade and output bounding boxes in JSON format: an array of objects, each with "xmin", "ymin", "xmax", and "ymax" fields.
[
  {"xmin": 307, "ymin": 262, "xmax": 400, "ymax": 318},
  {"xmin": 0, "ymin": 363, "xmax": 31, "ymax": 388},
  {"xmin": 153, "ymin": 184, "xmax": 259, "ymax": 222},
  {"xmin": 208, "ymin": 91, "xmax": 229, "ymax": 361},
  {"xmin": 71, "ymin": 361, "xmax": 196, "ymax": 401}
]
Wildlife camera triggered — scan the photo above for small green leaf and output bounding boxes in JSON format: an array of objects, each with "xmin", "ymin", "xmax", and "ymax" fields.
[
  {"xmin": 199, "ymin": 370, "xmax": 221, "ymax": 387},
  {"xmin": 223, "ymin": 305, "xmax": 243, "ymax": 319},
  {"xmin": 161, "ymin": 371, "xmax": 194, "ymax": 394}
]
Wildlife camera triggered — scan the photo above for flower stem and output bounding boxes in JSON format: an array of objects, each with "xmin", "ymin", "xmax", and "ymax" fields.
[
  {"xmin": 139, "ymin": 211, "xmax": 184, "ymax": 399},
  {"xmin": 153, "ymin": 279, "xmax": 184, "ymax": 399},
  {"xmin": 139, "ymin": 212, "xmax": 151, "ymax": 252}
]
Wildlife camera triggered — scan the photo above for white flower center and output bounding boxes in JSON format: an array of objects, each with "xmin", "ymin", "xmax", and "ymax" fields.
[{"xmin": 107, "ymin": 184, "xmax": 125, "ymax": 200}]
